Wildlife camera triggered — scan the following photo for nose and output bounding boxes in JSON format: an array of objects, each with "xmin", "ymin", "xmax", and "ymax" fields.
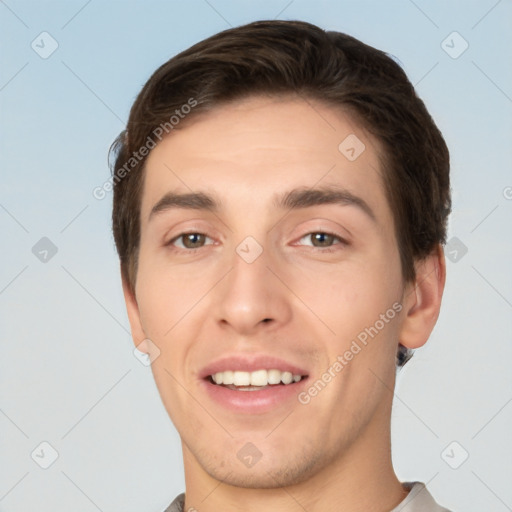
[{"xmin": 213, "ymin": 244, "xmax": 292, "ymax": 336}]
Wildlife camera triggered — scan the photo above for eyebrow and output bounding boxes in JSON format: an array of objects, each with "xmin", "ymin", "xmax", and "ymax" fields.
[
  {"xmin": 149, "ymin": 191, "xmax": 219, "ymax": 221},
  {"xmin": 274, "ymin": 186, "xmax": 376, "ymax": 222},
  {"xmin": 148, "ymin": 186, "xmax": 376, "ymax": 223}
]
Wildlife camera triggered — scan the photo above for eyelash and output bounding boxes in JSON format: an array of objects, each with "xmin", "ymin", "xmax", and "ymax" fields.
[
  {"xmin": 167, "ymin": 232, "xmax": 215, "ymax": 251},
  {"xmin": 296, "ymin": 231, "xmax": 346, "ymax": 253},
  {"xmin": 166, "ymin": 231, "xmax": 347, "ymax": 253}
]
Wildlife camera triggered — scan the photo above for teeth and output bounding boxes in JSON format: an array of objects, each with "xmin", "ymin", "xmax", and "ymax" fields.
[
  {"xmin": 222, "ymin": 370, "xmax": 234, "ymax": 385},
  {"xmin": 211, "ymin": 369, "xmax": 304, "ymax": 386},
  {"xmin": 281, "ymin": 371, "xmax": 293, "ymax": 385},
  {"xmin": 250, "ymin": 369, "xmax": 268, "ymax": 386},
  {"xmin": 268, "ymin": 369, "xmax": 281, "ymax": 384},
  {"xmin": 233, "ymin": 371, "xmax": 250, "ymax": 386}
]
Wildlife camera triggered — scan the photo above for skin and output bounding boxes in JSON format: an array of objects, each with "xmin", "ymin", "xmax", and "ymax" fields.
[{"xmin": 123, "ymin": 95, "xmax": 446, "ymax": 512}]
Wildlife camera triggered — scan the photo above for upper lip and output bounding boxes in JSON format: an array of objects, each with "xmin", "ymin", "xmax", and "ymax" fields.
[{"xmin": 199, "ymin": 354, "xmax": 309, "ymax": 379}]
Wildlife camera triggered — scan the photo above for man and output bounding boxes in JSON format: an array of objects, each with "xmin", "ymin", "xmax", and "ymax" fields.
[{"xmin": 110, "ymin": 20, "xmax": 452, "ymax": 512}]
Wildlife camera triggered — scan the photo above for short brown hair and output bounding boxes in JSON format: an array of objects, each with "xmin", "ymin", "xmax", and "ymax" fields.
[{"xmin": 110, "ymin": 20, "xmax": 451, "ymax": 364}]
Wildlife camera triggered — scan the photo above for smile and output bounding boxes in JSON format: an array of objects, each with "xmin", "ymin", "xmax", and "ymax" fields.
[{"xmin": 209, "ymin": 369, "xmax": 305, "ymax": 390}]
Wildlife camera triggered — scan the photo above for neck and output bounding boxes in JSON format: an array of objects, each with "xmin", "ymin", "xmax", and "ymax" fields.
[{"xmin": 181, "ymin": 404, "xmax": 408, "ymax": 512}]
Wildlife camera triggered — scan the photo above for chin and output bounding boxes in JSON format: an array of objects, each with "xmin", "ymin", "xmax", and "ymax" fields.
[
  {"xmin": 207, "ymin": 465, "xmax": 310, "ymax": 489},
  {"xmin": 199, "ymin": 444, "xmax": 323, "ymax": 489}
]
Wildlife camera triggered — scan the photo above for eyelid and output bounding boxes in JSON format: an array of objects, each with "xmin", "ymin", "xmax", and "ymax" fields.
[
  {"xmin": 294, "ymin": 230, "xmax": 348, "ymax": 248},
  {"xmin": 167, "ymin": 230, "xmax": 215, "ymax": 249},
  {"xmin": 291, "ymin": 219, "xmax": 350, "ymax": 244},
  {"xmin": 166, "ymin": 231, "xmax": 346, "ymax": 254},
  {"xmin": 164, "ymin": 222, "xmax": 350, "ymax": 252},
  {"xmin": 289, "ymin": 216, "xmax": 351, "ymax": 238},
  {"xmin": 161, "ymin": 217, "xmax": 219, "ymax": 239}
]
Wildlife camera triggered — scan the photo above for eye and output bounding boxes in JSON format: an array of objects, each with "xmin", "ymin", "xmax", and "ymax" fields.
[
  {"xmin": 297, "ymin": 232, "xmax": 345, "ymax": 250},
  {"xmin": 168, "ymin": 232, "xmax": 214, "ymax": 250}
]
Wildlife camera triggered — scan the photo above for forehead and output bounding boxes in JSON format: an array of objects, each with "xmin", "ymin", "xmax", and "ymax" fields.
[{"xmin": 140, "ymin": 95, "xmax": 390, "ymax": 223}]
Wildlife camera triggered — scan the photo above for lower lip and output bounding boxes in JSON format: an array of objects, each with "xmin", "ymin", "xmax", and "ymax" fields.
[{"xmin": 200, "ymin": 378, "xmax": 309, "ymax": 414}]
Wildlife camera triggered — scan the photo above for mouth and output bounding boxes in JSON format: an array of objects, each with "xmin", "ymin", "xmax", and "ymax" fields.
[
  {"xmin": 199, "ymin": 355, "xmax": 310, "ymax": 413},
  {"xmin": 206, "ymin": 369, "xmax": 308, "ymax": 391},
  {"xmin": 201, "ymin": 367, "xmax": 309, "ymax": 414}
]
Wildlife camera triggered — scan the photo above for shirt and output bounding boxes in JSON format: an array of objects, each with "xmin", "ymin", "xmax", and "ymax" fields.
[{"xmin": 163, "ymin": 481, "xmax": 452, "ymax": 511}]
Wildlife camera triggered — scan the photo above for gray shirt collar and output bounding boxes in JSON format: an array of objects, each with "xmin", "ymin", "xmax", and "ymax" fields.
[{"xmin": 163, "ymin": 482, "xmax": 451, "ymax": 512}]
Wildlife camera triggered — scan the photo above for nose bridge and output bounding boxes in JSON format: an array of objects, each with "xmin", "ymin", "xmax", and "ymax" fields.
[{"xmin": 213, "ymin": 236, "xmax": 291, "ymax": 333}]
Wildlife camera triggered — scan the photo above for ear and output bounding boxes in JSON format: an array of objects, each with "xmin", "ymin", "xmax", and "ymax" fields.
[
  {"xmin": 121, "ymin": 269, "xmax": 149, "ymax": 351},
  {"xmin": 399, "ymin": 244, "xmax": 446, "ymax": 349}
]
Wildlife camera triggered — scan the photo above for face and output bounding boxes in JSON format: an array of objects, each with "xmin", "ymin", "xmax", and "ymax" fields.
[{"xmin": 126, "ymin": 95, "xmax": 412, "ymax": 488}]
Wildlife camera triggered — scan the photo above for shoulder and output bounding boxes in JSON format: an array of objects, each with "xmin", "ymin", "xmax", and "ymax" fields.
[
  {"xmin": 392, "ymin": 482, "xmax": 453, "ymax": 512},
  {"xmin": 162, "ymin": 492, "xmax": 185, "ymax": 512}
]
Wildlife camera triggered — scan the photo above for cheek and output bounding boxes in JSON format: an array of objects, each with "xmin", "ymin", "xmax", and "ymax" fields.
[
  {"xmin": 135, "ymin": 275, "xmax": 170, "ymax": 339},
  {"xmin": 135, "ymin": 250, "xmax": 210, "ymax": 338},
  {"xmin": 287, "ymin": 246, "xmax": 403, "ymax": 368},
  {"xmin": 294, "ymin": 258, "xmax": 400, "ymax": 324}
]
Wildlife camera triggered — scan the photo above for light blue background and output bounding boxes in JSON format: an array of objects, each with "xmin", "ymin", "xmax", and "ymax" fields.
[{"xmin": 1, "ymin": 1, "xmax": 511, "ymax": 511}]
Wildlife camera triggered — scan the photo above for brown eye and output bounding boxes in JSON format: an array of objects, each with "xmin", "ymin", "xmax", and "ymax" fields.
[
  {"xmin": 310, "ymin": 232, "xmax": 336, "ymax": 247},
  {"xmin": 172, "ymin": 233, "xmax": 210, "ymax": 249},
  {"xmin": 295, "ymin": 231, "xmax": 347, "ymax": 252}
]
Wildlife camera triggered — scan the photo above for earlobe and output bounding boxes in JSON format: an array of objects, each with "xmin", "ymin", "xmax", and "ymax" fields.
[
  {"xmin": 399, "ymin": 244, "xmax": 446, "ymax": 349},
  {"xmin": 121, "ymin": 270, "xmax": 147, "ymax": 349}
]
